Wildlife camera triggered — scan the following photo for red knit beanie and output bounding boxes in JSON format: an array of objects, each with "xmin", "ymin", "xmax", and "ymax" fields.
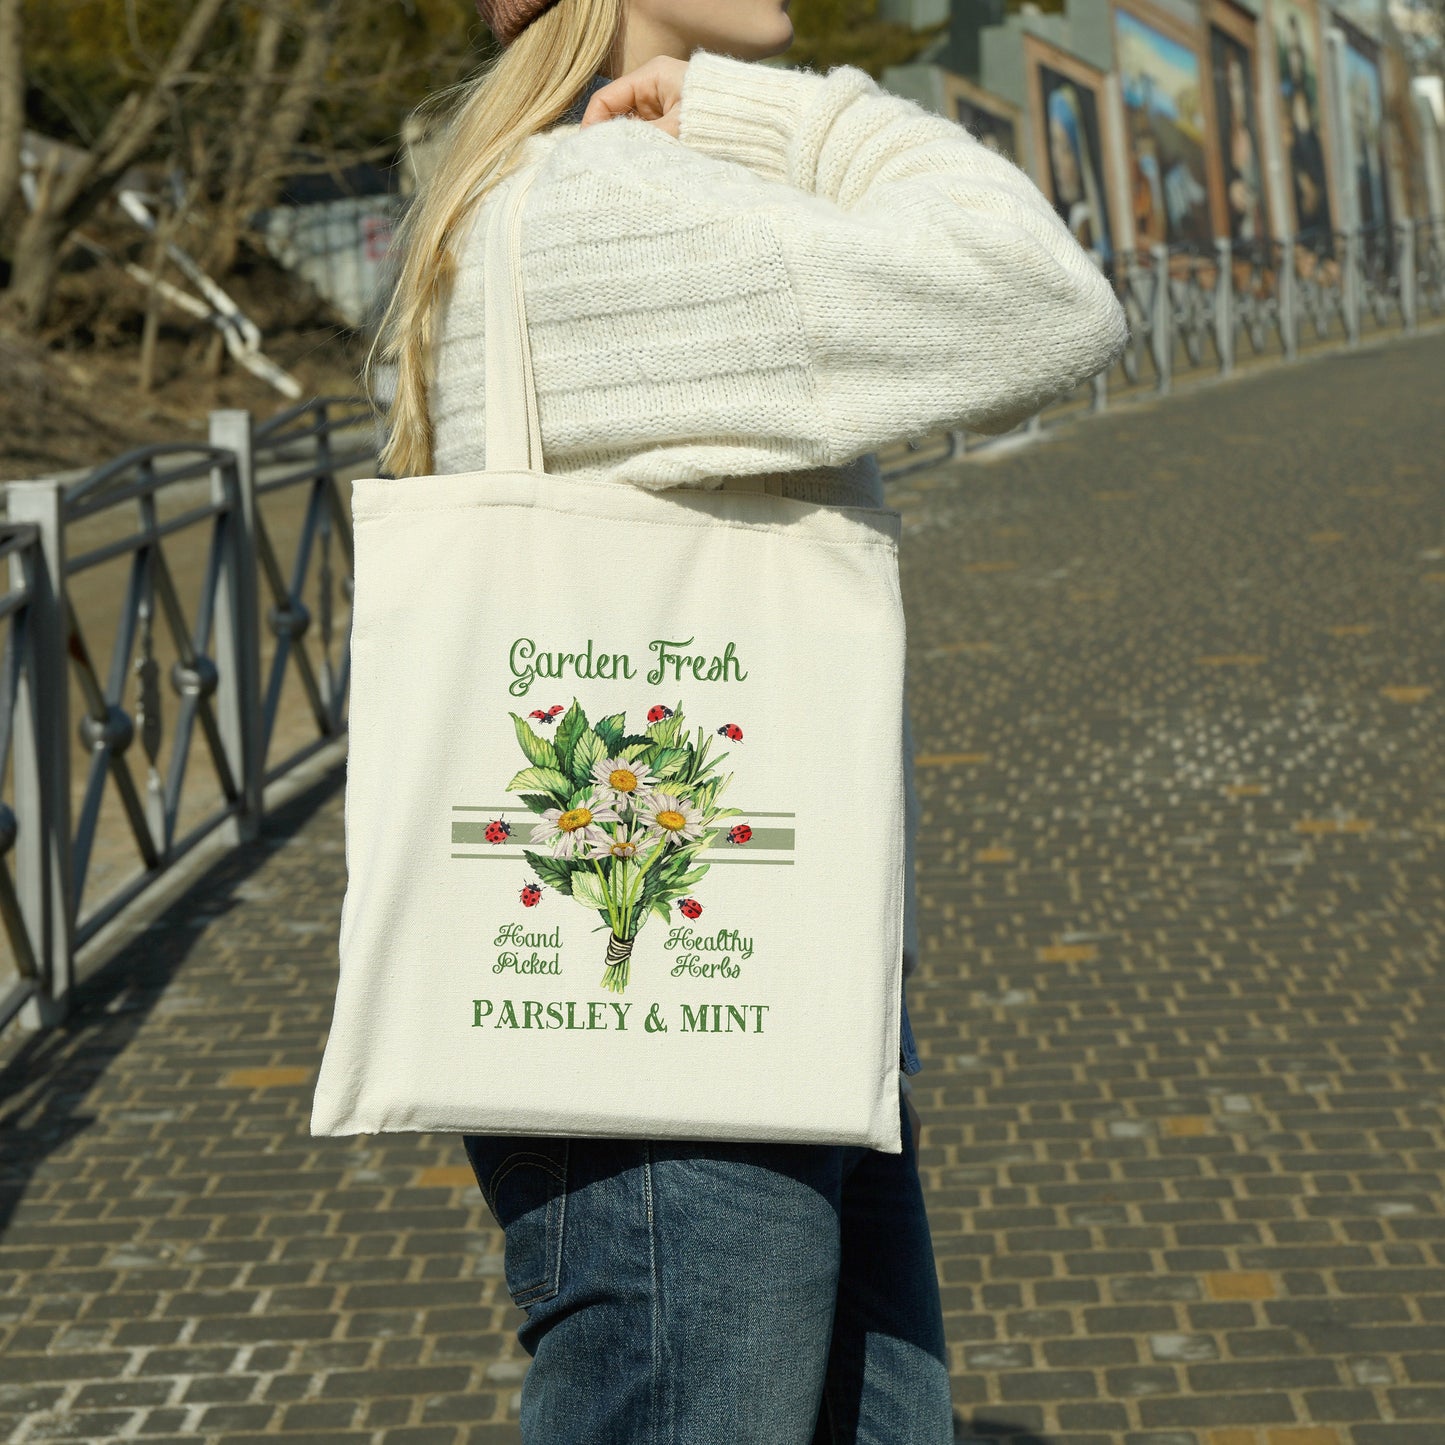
[{"xmin": 475, "ymin": 0, "xmax": 563, "ymax": 44}]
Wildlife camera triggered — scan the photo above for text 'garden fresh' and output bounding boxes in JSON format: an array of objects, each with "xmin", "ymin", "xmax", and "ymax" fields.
[{"xmin": 508, "ymin": 636, "xmax": 748, "ymax": 697}]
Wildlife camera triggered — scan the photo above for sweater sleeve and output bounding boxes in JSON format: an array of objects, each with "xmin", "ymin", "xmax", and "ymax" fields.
[{"xmin": 675, "ymin": 48, "xmax": 1128, "ymax": 441}]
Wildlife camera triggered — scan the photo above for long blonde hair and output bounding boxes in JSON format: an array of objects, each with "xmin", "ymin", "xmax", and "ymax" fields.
[{"xmin": 364, "ymin": 0, "xmax": 624, "ymax": 478}]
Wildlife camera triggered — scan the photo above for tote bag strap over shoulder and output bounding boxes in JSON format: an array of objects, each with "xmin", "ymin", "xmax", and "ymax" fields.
[
  {"xmin": 482, "ymin": 160, "xmax": 546, "ymax": 475},
  {"xmin": 478, "ymin": 154, "xmax": 785, "ymax": 499}
]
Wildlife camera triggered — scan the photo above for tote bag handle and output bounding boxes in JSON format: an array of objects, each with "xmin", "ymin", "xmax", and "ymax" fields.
[{"xmin": 482, "ymin": 159, "xmax": 546, "ymax": 475}]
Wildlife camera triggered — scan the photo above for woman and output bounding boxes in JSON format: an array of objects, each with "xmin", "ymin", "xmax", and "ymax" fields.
[{"xmin": 366, "ymin": 1, "xmax": 1127, "ymax": 1440}]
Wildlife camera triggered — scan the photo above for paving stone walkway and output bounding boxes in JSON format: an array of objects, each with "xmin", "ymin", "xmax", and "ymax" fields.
[{"xmin": 2, "ymin": 328, "xmax": 1443, "ymax": 1445}]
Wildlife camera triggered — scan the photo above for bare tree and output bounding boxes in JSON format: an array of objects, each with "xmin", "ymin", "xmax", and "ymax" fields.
[
  {"xmin": 200, "ymin": 0, "xmax": 343, "ymax": 278},
  {"xmin": 4, "ymin": 0, "xmax": 228, "ymax": 331},
  {"xmin": 0, "ymin": 0, "xmax": 23, "ymax": 237}
]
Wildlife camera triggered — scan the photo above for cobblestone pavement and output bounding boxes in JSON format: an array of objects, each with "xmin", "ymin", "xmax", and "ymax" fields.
[{"xmin": 2, "ymin": 328, "xmax": 1443, "ymax": 1445}]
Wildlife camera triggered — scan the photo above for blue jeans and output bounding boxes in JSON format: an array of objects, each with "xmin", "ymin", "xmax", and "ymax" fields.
[{"xmin": 462, "ymin": 1086, "xmax": 952, "ymax": 1444}]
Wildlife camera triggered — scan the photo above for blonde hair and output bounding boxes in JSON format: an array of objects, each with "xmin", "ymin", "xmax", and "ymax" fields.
[{"xmin": 364, "ymin": 0, "xmax": 624, "ymax": 478}]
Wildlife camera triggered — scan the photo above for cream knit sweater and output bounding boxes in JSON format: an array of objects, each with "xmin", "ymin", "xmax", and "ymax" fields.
[{"xmin": 430, "ymin": 49, "xmax": 1130, "ymax": 991}]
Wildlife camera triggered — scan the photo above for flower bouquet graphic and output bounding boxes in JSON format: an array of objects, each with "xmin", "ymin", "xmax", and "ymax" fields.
[{"xmin": 506, "ymin": 699, "xmax": 745, "ymax": 992}]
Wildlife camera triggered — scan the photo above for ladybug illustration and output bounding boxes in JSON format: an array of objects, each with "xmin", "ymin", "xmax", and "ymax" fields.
[
  {"xmin": 678, "ymin": 897, "xmax": 703, "ymax": 920},
  {"xmin": 726, "ymin": 823, "xmax": 753, "ymax": 845},
  {"xmin": 717, "ymin": 723, "xmax": 744, "ymax": 742},
  {"xmin": 520, "ymin": 882, "xmax": 543, "ymax": 908},
  {"xmin": 529, "ymin": 704, "xmax": 564, "ymax": 725},
  {"xmin": 484, "ymin": 818, "xmax": 512, "ymax": 844},
  {"xmin": 647, "ymin": 704, "xmax": 674, "ymax": 723}
]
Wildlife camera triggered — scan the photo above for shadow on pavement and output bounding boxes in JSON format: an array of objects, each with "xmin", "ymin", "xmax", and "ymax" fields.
[{"xmin": 0, "ymin": 764, "xmax": 346, "ymax": 1236}]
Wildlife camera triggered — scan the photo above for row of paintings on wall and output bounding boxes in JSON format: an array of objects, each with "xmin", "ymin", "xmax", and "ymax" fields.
[{"xmin": 942, "ymin": 0, "xmax": 1396, "ymax": 266}]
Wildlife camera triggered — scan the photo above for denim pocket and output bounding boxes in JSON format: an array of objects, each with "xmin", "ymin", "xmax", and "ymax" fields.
[{"xmin": 463, "ymin": 1135, "xmax": 568, "ymax": 1307}]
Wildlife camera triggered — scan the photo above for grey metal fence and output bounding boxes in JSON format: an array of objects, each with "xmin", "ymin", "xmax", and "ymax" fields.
[
  {"xmin": 0, "ymin": 398, "xmax": 376, "ymax": 1031},
  {"xmin": 2, "ymin": 216, "xmax": 1441, "ymax": 1031},
  {"xmin": 883, "ymin": 212, "xmax": 1445, "ymax": 479}
]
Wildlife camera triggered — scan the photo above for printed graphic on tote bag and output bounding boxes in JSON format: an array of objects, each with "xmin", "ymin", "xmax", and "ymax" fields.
[{"xmin": 501, "ymin": 698, "xmax": 749, "ymax": 992}]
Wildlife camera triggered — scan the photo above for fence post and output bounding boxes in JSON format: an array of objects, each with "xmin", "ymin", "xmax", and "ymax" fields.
[
  {"xmin": 1151, "ymin": 243, "xmax": 1172, "ymax": 394},
  {"xmin": 1280, "ymin": 238, "xmax": 1298, "ymax": 359},
  {"xmin": 1343, "ymin": 229, "xmax": 1361, "ymax": 345},
  {"xmin": 1214, "ymin": 237, "xmax": 1234, "ymax": 376},
  {"xmin": 1399, "ymin": 222, "xmax": 1417, "ymax": 334},
  {"xmin": 209, "ymin": 411, "xmax": 264, "ymax": 844},
  {"xmin": 1090, "ymin": 250, "xmax": 1110, "ymax": 413},
  {"xmin": 6, "ymin": 481, "xmax": 74, "ymax": 1027}
]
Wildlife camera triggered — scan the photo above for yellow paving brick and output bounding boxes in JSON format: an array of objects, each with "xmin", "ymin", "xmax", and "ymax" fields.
[
  {"xmin": 1205, "ymin": 1271, "xmax": 1275, "ymax": 1299},
  {"xmin": 1308, "ymin": 531, "xmax": 1346, "ymax": 544},
  {"xmin": 1293, "ymin": 817, "xmax": 1374, "ymax": 835},
  {"xmin": 221, "ymin": 1066, "xmax": 312, "ymax": 1089},
  {"xmin": 1160, "ymin": 1115, "xmax": 1212, "ymax": 1137},
  {"xmin": 914, "ymin": 753, "xmax": 990, "ymax": 768},
  {"xmin": 1093, "ymin": 490, "xmax": 1137, "ymax": 501},
  {"xmin": 1037, "ymin": 943, "xmax": 1098, "ymax": 963},
  {"xmin": 1223, "ymin": 783, "xmax": 1267, "ymax": 797},
  {"xmin": 1266, "ymin": 1429, "xmax": 1342, "ymax": 1445},
  {"xmin": 1424, "ymin": 572, "xmax": 1445, "ymax": 584},
  {"xmin": 416, "ymin": 1166, "xmax": 477, "ymax": 1190},
  {"xmin": 974, "ymin": 847, "xmax": 1015, "ymax": 863},
  {"xmin": 1195, "ymin": 654, "xmax": 1268, "ymax": 666},
  {"xmin": 1381, "ymin": 685, "xmax": 1432, "ymax": 702},
  {"xmin": 1326, "ymin": 623, "xmax": 1374, "ymax": 635}
]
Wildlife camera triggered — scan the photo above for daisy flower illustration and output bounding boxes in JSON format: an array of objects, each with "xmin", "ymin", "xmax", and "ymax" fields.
[
  {"xmin": 590, "ymin": 756, "xmax": 658, "ymax": 811},
  {"xmin": 587, "ymin": 824, "xmax": 648, "ymax": 861},
  {"xmin": 636, "ymin": 791, "xmax": 707, "ymax": 847},
  {"xmin": 529, "ymin": 791, "xmax": 621, "ymax": 859}
]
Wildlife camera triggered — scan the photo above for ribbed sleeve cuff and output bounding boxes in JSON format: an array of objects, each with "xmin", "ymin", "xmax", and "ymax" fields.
[{"xmin": 677, "ymin": 50, "xmax": 828, "ymax": 186}]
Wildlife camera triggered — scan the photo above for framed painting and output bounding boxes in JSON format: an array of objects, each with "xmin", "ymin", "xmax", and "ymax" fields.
[
  {"xmin": 1024, "ymin": 33, "xmax": 1121, "ymax": 265},
  {"xmin": 1336, "ymin": 14, "xmax": 1392, "ymax": 233},
  {"xmin": 1266, "ymin": 0, "xmax": 1337, "ymax": 245},
  {"xmin": 1112, "ymin": 0, "xmax": 1220, "ymax": 249},
  {"xmin": 940, "ymin": 71, "xmax": 1023, "ymax": 166},
  {"xmin": 1205, "ymin": 0, "xmax": 1272, "ymax": 247}
]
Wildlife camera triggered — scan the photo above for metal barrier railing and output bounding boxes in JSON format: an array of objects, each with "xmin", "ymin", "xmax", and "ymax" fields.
[
  {"xmin": 879, "ymin": 214, "xmax": 1444, "ymax": 481},
  {"xmin": 2, "ymin": 215, "xmax": 1442, "ymax": 1030},
  {"xmin": 0, "ymin": 397, "xmax": 379, "ymax": 1031}
]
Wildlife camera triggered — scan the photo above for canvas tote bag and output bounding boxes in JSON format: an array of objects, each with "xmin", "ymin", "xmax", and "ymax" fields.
[{"xmin": 311, "ymin": 152, "xmax": 908, "ymax": 1152}]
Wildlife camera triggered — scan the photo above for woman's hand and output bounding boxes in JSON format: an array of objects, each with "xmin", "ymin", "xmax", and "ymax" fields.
[{"xmin": 578, "ymin": 55, "xmax": 689, "ymax": 138}]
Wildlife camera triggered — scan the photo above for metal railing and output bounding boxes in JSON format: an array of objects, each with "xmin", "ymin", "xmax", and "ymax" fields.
[
  {"xmin": 0, "ymin": 397, "xmax": 378, "ymax": 1031},
  {"xmin": 880, "ymin": 214, "xmax": 1445, "ymax": 479},
  {"xmin": 2, "ymin": 215, "xmax": 1442, "ymax": 1030}
]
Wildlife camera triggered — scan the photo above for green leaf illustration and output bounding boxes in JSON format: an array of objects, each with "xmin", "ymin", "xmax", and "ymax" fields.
[
  {"xmin": 517, "ymin": 792, "xmax": 556, "ymax": 816},
  {"xmin": 618, "ymin": 741, "xmax": 653, "ymax": 762},
  {"xmin": 570, "ymin": 868, "xmax": 609, "ymax": 910},
  {"xmin": 645, "ymin": 703, "xmax": 685, "ymax": 747},
  {"xmin": 618, "ymin": 733, "xmax": 652, "ymax": 749},
  {"xmin": 649, "ymin": 746, "xmax": 690, "ymax": 779},
  {"xmin": 611, "ymin": 855, "xmax": 640, "ymax": 899},
  {"xmin": 553, "ymin": 700, "xmax": 589, "ymax": 776},
  {"xmin": 650, "ymin": 898, "xmax": 672, "ymax": 923},
  {"xmin": 507, "ymin": 765, "xmax": 573, "ymax": 800},
  {"xmin": 510, "ymin": 713, "xmax": 560, "ymax": 771},
  {"xmin": 570, "ymin": 728, "xmax": 607, "ymax": 786},
  {"xmin": 595, "ymin": 713, "xmax": 626, "ymax": 752},
  {"xmin": 523, "ymin": 850, "xmax": 574, "ymax": 895}
]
